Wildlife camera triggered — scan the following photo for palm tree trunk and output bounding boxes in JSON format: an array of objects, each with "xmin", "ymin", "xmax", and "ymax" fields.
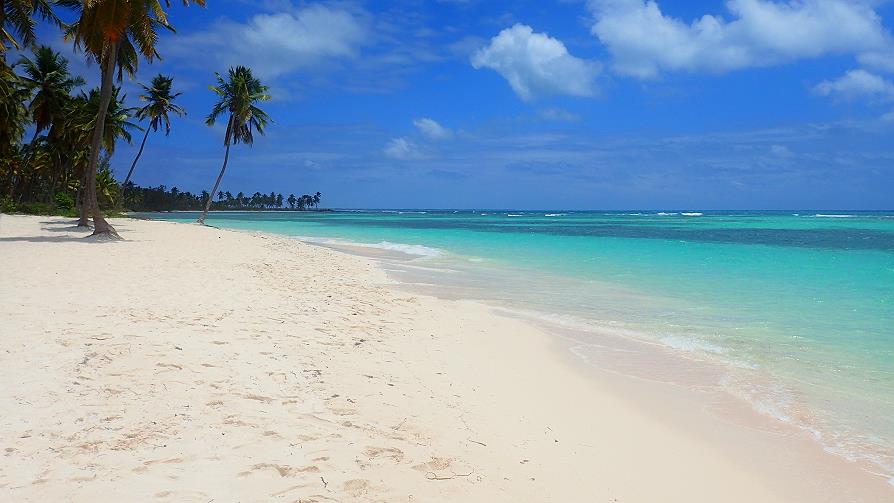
[
  {"xmin": 0, "ymin": 1, "xmax": 6, "ymax": 51},
  {"xmin": 123, "ymin": 127, "xmax": 150, "ymax": 188},
  {"xmin": 76, "ymin": 170, "xmax": 88, "ymax": 227},
  {"xmin": 16, "ymin": 128, "xmax": 40, "ymax": 202},
  {"xmin": 197, "ymin": 115, "xmax": 234, "ymax": 225},
  {"xmin": 46, "ymin": 158, "xmax": 61, "ymax": 204},
  {"xmin": 84, "ymin": 42, "xmax": 120, "ymax": 239}
]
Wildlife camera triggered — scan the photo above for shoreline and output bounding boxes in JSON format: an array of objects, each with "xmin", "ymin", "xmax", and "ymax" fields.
[
  {"xmin": 279, "ymin": 226, "xmax": 894, "ymax": 483},
  {"xmin": 305, "ymin": 229, "xmax": 894, "ymax": 490},
  {"xmin": 1, "ymin": 214, "xmax": 891, "ymax": 501}
]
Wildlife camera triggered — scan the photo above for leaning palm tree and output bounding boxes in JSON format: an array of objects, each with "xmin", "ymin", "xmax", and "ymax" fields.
[
  {"xmin": 65, "ymin": 0, "xmax": 204, "ymax": 238},
  {"xmin": 18, "ymin": 46, "xmax": 84, "ymax": 160},
  {"xmin": 122, "ymin": 73, "xmax": 183, "ymax": 188},
  {"xmin": 0, "ymin": 0, "xmax": 71, "ymax": 54},
  {"xmin": 197, "ymin": 65, "xmax": 271, "ymax": 225}
]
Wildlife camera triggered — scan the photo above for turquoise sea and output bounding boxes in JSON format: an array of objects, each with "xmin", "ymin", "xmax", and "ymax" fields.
[{"xmin": 139, "ymin": 210, "xmax": 894, "ymax": 480}]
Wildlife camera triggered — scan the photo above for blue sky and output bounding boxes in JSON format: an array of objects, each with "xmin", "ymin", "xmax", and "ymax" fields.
[{"xmin": 34, "ymin": 0, "xmax": 894, "ymax": 209}]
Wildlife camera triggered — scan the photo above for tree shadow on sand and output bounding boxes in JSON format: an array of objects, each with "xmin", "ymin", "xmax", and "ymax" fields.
[
  {"xmin": 0, "ymin": 235, "xmax": 107, "ymax": 243},
  {"xmin": 41, "ymin": 225, "xmax": 93, "ymax": 233},
  {"xmin": 39, "ymin": 219, "xmax": 81, "ymax": 226}
]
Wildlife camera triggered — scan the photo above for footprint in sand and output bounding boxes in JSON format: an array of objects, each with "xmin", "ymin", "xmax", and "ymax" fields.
[
  {"xmin": 412, "ymin": 456, "xmax": 452, "ymax": 472},
  {"xmin": 327, "ymin": 407, "xmax": 357, "ymax": 416},
  {"xmin": 238, "ymin": 463, "xmax": 319, "ymax": 477},
  {"xmin": 342, "ymin": 479, "xmax": 369, "ymax": 497},
  {"xmin": 362, "ymin": 446, "xmax": 404, "ymax": 463}
]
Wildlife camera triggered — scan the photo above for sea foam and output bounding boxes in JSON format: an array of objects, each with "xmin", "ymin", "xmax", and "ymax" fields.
[
  {"xmin": 295, "ymin": 236, "xmax": 443, "ymax": 258},
  {"xmin": 659, "ymin": 335, "xmax": 727, "ymax": 355},
  {"xmin": 366, "ymin": 241, "xmax": 443, "ymax": 257}
]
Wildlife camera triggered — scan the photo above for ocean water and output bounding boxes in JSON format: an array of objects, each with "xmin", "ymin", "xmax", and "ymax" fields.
[{"xmin": 139, "ymin": 210, "xmax": 894, "ymax": 479}]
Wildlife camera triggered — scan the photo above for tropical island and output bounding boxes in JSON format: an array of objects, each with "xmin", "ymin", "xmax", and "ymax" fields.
[{"xmin": 2, "ymin": 1, "xmax": 893, "ymax": 503}]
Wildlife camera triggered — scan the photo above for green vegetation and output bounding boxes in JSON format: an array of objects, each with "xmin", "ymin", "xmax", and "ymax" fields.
[
  {"xmin": 122, "ymin": 185, "xmax": 324, "ymax": 212},
  {"xmin": 1, "ymin": 1, "xmax": 324, "ymax": 234}
]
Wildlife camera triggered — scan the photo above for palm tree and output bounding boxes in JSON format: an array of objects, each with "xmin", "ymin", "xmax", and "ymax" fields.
[
  {"xmin": 1, "ymin": 59, "xmax": 29, "ymax": 196},
  {"xmin": 83, "ymin": 86, "xmax": 140, "ymax": 152},
  {"xmin": 18, "ymin": 46, "xmax": 84, "ymax": 161},
  {"xmin": 0, "ymin": 0, "xmax": 70, "ymax": 54},
  {"xmin": 122, "ymin": 73, "xmax": 183, "ymax": 188},
  {"xmin": 69, "ymin": 87, "xmax": 139, "ymax": 225},
  {"xmin": 96, "ymin": 152, "xmax": 118, "ymax": 206},
  {"xmin": 66, "ymin": 0, "xmax": 204, "ymax": 238},
  {"xmin": 197, "ymin": 65, "xmax": 271, "ymax": 225},
  {"xmin": 313, "ymin": 191, "xmax": 321, "ymax": 209}
]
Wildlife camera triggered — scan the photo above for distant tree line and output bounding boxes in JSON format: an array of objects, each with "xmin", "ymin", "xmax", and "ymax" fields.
[{"xmin": 123, "ymin": 184, "xmax": 323, "ymax": 212}]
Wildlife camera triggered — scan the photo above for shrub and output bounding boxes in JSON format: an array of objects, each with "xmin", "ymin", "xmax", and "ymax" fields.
[
  {"xmin": 0, "ymin": 196, "xmax": 16, "ymax": 214},
  {"xmin": 19, "ymin": 202, "xmax": 54, "ymax": 215},
  {"xmin": 54, "ymin": 192, "xmax": 75, "ymax": 210}
]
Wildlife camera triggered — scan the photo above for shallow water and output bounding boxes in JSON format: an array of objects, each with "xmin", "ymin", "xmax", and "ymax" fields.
[{"xmin": 139, "ymin": 210, "xmax": 894, "ymax": 479}]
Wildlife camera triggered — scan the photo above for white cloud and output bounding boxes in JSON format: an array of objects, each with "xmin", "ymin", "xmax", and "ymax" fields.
[
  {"xmin": 588, "ymin": 0, "xmax": 894, "ymax": 78},
  {"xmin": 413, "ymin": 118, "xmax": 453, "ymax": 139},
  {"xmin": 858, "ymin": 51, "xmax": 894, "ymax": 73},
  {"xmin": 167, "ymin": 4, "xmax": 369, "ymax": 78},
  {"xmin": 814, "ymin": 69, "xmax": 894, "ymax": 101},
  {"xmin": 471, "ymin": 24, "xmax": 600, "ymax": 100},
  {"xmin": 540, "ymin": 107, "xmax": 582, "ymax": 122},
  {"xmin": 383, "ymin": 137, "xmax": 424, "ymax": 160},
  {"xmin": 770, "ymin": 144, "xmax": 792, "ymax": 157}
]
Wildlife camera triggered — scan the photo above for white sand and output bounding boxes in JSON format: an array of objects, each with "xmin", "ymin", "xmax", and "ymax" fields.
[{"xmin": 1, "ymin": 214, "xmax": 890, "ymax": 502}]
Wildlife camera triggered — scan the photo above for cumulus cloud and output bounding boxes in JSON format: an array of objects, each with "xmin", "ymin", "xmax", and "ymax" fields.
[
  {"xmin": 814, "ymin": 69, "xmax": 894, "ymax": 101},
  {"xmin": 471, "ymin": 24, "xmax": 600, "ymax": 100},
  {"xmin": 413, "ymin": 118, "xmax": 453, "ymax": 139},
  {"xmin": 167, "ymin": 4, "xmax": 369, "ymax": 78},
  {"xmin": 588, "ymin": 0, "xmax": 894, "ymax": 78},
  {"xmin": 383, "ymin": 137, "xmax": 423, "ymax": 160}
]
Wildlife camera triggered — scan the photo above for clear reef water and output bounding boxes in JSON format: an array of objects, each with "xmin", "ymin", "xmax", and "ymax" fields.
[{"xmin": 139, "ymin": 210, "xmax": 894, "ymax": 480}]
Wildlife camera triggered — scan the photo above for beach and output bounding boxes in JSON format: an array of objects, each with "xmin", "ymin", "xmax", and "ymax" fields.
[{"xmin": 1, "ymin": 214, "xmax": 891, "ymax": 502}]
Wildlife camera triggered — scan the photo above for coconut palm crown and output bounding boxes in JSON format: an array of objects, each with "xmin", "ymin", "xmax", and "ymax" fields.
[
  {"xmin": 1, "ymin": 0, "xmax": 74, "ymax": 53},
  {"xmin": 136, "ymin": 73, "xmax": 183, "ymax": 135},
  {"xmin": 18, "ymin": 45, "xmax": 84, "ymax": 136},
  {"xmin": 206, "ymin": 65, "xmax": 271, "ymax": 145}
]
